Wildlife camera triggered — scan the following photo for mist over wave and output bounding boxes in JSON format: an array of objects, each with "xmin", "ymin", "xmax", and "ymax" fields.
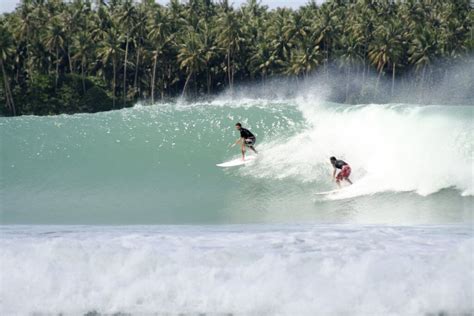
[{"xmin": 216, "ymin": 57, "xmax": 474, "ymax": 106}]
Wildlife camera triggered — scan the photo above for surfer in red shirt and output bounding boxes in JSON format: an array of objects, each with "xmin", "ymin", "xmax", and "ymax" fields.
[{"xmin": 330, "ymin": 156, "xmax": 353, "ymax": 188}]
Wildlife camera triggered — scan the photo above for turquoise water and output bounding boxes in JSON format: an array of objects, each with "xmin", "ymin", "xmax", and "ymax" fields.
[
  {"xmin": 1, "ymin": 98, "xmax": 473, "ymax": 314},
  {"xmin": 1, "ymin": 99, "xmax": 472, "ymax": 224}
]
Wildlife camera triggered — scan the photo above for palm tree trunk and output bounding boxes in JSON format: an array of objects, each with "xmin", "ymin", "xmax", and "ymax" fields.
[
  {"xmin": 362, "ymin": 60, "xmax": 366, "ymax": 84},
  {"xmin": 161, "ymin": 71, "xmax": 165, "ymax": 101},
  {"xmin": 421, "ymin": 65, "xmax": 426, "ymax": 88},
  {"xmin": 55, "ymin": 47, "xmax": 59, "ymax": 89},
  {"xmin": 345, "ymin": 64, "xmax": 351, "ymax": 102},
  {"xmin": 16, "ymin": 65, "xmax": 20, "ymax": 85},
  {"xmin": 391, "ymin": 63, "xmax": 396, "ymax": 96},
  {"xmin": 68, "ymin": 50, "xmax": 73, "ymax": 74},
  {"xmin": 206, "ymin": 66, "xmax": 211, "ymax": 95},
  {"xmin": 134, "ymin": 48, "xmax": 140, "ymax": 95},
  {"xmin": 419, "ymin": 64, "xmax": 426, "ymax": 102},
  {"xmin": 231, "ymin": 63, "xmax": 235, "ymax": 88},
  {"xmin": 26, "ymin": 32, "xmax": 31, "ymax": 81},
  {"xmin": 81, "ymin": 60, "xmax": 86, "ymax": 94},
  {"xmin": 375, "ymin": 68, "xmax": 382, "ymax": 94},
  {"xmin": 324, "ymin": 39, "xmax": 329, "ymax": 80},
  {"xmin": 112, "ymin": 58, "xmax": 116, "ymax": 108},
  {"xmin": 182, "ymin": 71, "xmax": 192, "ymax": 97},
  {"xmin": 123, "ymin": 36, "xmax": 129, "ymax": 105},
  {"xmin": 227, "ymin": 49, "xmax": 232, "ymax": 90},
  {"xmin": 151, "ymin": 52, "xmax": 157, "ymax": 104},
  {"xmin": 1, "ymin": 59, "xmax": 16, "ymax": 116}
]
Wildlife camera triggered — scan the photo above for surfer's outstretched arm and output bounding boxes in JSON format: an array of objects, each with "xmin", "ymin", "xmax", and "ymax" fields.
[
  {"xmin": 346, "ymin": 178, "xmax": 353, "ymax": 185},
  {"xmin": 230, "ymin": 138, "xmax": 242, "ymax": 149},
  {"xmin": 234, "ymin": 138, "xmax": 242, "ymax": 145}
]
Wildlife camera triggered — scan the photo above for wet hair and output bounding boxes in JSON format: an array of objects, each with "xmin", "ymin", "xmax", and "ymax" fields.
[
  {"xmin": 330, "ymin": 156, "xmax": 336, "ymax": 162},
  {"xmin": 235, "ymin": 123, "xmax": 242, "ymax": 127}
]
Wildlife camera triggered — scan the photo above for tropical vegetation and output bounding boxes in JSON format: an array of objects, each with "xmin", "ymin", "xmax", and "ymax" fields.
[{"xmin": 0, "ymin": 0, "xmax": 473, "ymax": 115}]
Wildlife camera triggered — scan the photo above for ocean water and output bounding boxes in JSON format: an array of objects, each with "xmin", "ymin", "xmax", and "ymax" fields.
[
  {"xmin": 1, "ymin": 97, "xmax": 473, "ymax": 314},
  {"xmin": 1, "ymin": 98, "xmax": 472, "ymax": 224}
]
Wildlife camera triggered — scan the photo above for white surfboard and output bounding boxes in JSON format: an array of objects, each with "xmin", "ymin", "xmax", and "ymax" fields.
[
  {"xmin": 216, "ymin": 155, "xmax": 256, "ymax": 167},
  {"xmin": 314, "ymin": 189, "xmax": 340, "ymax": 196},
  {"xmin": 314, "ymin": 183, "xmax": 355, "ymax": 196}
]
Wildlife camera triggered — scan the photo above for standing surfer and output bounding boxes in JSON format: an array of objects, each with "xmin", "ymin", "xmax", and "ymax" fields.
[
  {"xmin": 330, "ymin": 156, "xmax": 353, "ymax": 188},
  {"xmin": 231, "ymin": 123, "xmax": 257, "ymax": 160}
]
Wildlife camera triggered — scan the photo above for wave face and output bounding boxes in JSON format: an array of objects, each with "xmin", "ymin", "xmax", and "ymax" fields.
[
  {"xmin": 1, "ymin": 99, "xmax": 473, "ymax": 224},
  {"xmin": 1, "ymin": 225, "xmax": 472, "ymax": 315}
]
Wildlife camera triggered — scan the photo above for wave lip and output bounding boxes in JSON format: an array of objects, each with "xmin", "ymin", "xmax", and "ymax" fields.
[{"xmin": 245, "ymin": 102, "xmax": 474, "ymax": 197}]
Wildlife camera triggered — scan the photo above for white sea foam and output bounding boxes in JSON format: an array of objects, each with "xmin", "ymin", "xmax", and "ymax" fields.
[
  {"xmin": 1, "ymin": 225, "xmax": 472, "ymax": 315},
  {"xmin": 245, "ymin": 101, "xmax": 474, "ymax": 197}
]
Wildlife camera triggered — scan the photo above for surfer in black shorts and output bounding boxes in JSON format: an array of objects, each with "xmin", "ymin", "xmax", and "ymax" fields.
[
  {"xmin": 330, "ymin": 156, "xmax": 353, "ymax": 188},
  {"xmin": 232, "ymin": 123, "xmax": 258, "ymax": 160}
]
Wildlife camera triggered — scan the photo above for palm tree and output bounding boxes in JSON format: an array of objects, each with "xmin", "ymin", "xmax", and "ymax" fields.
[
  {"xmin": 266, "ymin": 9, "xmax": 293, "ymax": 75},
  {"xmin": 43, "ymin": 15, "xmax": 65, "ymax": 88},
  {"xmin": 338, "ymin": 34, "xmax": 364, "ymax": 99},
  {"xmin": 97, "ymin": 28, "xmax": 122, "ymax": 108},
  {"xmin": 0, "ymin": 20, "xmax": 16, "ymax": 115},
  {"xmin": 285, "ymin": 43, "xmax": 322, "ymax": 79},
  {"xmin": 1, "ymin": 0, "xmax": 473, "ymax": 115},
  {"xmin": 368, "ymin": 20, "xmax": 404, "ymax": 94},
  {"xmin": 408, "ymin": 27, "xmax": 439, "ymax": 89},
  {"xmin": 65, "ymin": 1, "xmax": 93, "ymax": 78},
  {"xmin": 436, "ymin": 1, "xmax": 470, "ymax": 64},
  {"xmin": 131, "ymin": 1, "xmax": 148, "ymax": 97},
  {"xmin": 197, "ymin": 19, "xmax": 217, "ymax": 94},
  {"xmin": 314, "ymin": 3, "xmax": 339, "ymax": 76},
  {"xmin": 147, "ymin": 7, "xmax": 172, "ymax": 103},
  {"xmin": 249, "ymin": 40, "xmax": 273, "ymax": 83},
  {"xmin": 117, "ymin": 0, "xmax": 137, "ymax": 105},
  {"xmin": 178, "ymin": 30, "xmax": 206, "ymax": 97},
  {"xmin": 60, "ymin": 7, "xmax": 75, "ymax": 74},
  {"xmin": 11, "ymin": 1, "xmax": 35, "ymax": 81},
  {"xmin": 72, "ymin": 31, "xmax": 92, "ymax": 93},
  {"xmin": 216, "ymin": 4, "xmax": 243, "ymax": 90}
]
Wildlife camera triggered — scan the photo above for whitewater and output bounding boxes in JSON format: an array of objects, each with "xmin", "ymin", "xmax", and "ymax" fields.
[
  {"xmin": 1, "ymin": 225, "xmax": 472, "ymax": 315},
  {"xmin": 1, "ymin": 97, "xmax": 473, "ymax": 314}
]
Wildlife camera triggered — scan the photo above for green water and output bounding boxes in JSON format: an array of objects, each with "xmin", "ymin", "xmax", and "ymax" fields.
[{"xmin": 1, "ymin": 100, "xmax": 472, "ymax": 224}]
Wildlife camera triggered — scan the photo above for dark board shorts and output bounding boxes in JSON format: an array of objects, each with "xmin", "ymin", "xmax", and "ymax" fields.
[{"xmin": 244, "ymin": 137, "xmax": 256, "ymax": 147}]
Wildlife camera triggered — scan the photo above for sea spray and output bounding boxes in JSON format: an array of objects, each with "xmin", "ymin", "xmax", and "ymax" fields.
[{"xmin": 244, "ymin": 101, "xmax": 474, "ymax": 196}]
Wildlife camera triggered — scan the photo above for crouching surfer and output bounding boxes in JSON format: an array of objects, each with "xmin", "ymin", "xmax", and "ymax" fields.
[
  {"xmin": 231, "ymin": 123, "xmax": 258, "ymax": 160},
  {"xmin": 330, "ymin": 156, "xmax": 353, "ymax": 188}
]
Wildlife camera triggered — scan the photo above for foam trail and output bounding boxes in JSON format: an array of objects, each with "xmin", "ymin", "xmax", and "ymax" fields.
[{"xmin": 1, "ymin": 225, "xmax": 472, "ymax": 315}]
